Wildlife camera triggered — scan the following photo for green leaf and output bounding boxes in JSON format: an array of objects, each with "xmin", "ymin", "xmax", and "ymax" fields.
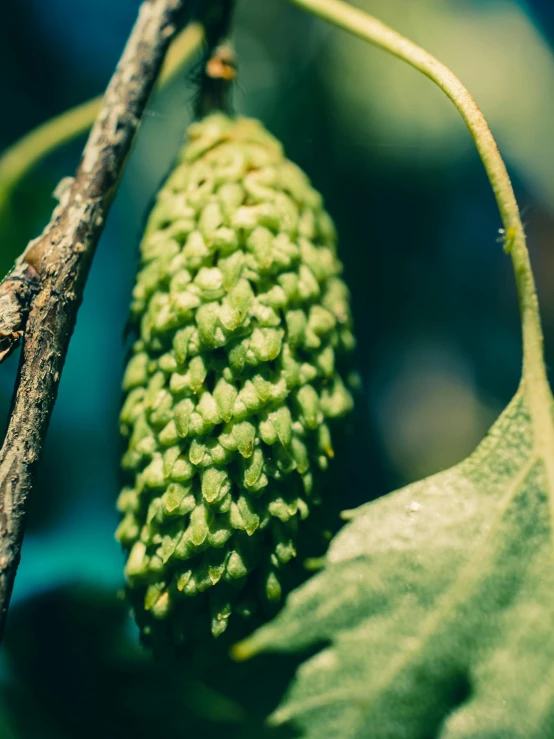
[{"xmin": 235, "ymin": 384, "xmax": 554, "ymax": 737}]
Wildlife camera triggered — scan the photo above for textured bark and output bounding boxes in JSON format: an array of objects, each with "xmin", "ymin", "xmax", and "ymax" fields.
[
  {"xmin": 0, "ymin": 263, "xmax": 40, "ymax": 362},
  {"xmin": 0, "ymin": 0, "xmax": 188, "ymax": 644}
]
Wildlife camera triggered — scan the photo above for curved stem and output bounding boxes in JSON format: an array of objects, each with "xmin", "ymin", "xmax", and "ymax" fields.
[
  {"xmin": 0, "ymin": 22, "xmax": 204, "ymax": 208},
  {"xmin": 290, "ymin": 0, "xmax": 545, "ymax": 389}
]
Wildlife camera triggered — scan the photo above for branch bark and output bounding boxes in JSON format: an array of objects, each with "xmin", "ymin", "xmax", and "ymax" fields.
[
  {"xmin": 0, "ymin": 0, "xmax": 188, "ymax": 644},
  {"xmin": 0, "ymin": 264, "xmax": 39, "ymax": 363}
]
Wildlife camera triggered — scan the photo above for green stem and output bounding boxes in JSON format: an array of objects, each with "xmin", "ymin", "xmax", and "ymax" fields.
[
  {"xmin": 0, "ymin": 22, "xmax": 204, "ymax": 209},
  {"xmin": 290, "ymin": 0, "xmax": 545, "ymax": 388}
]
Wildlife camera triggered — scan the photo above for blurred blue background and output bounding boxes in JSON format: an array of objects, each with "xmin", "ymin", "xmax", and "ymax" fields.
[{"xmin": 0, "ymin": 0, "xmax": 553, "ymax": 736}]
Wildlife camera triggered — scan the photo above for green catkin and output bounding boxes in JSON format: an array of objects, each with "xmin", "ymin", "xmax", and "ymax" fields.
[{"xmin": 117, "ymin": 114, "xmax": 355, "ymax": 649}]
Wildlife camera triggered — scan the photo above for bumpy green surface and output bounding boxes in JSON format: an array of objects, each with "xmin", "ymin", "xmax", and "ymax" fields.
[{"xmin": 117, "ymin": 114, "xmax": 355, "ymax": 648}]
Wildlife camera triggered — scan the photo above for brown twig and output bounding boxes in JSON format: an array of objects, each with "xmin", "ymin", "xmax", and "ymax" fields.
[
  {"xmin": 0, "ymin": 264, "xmax": 39, "ymax": 363},
  {"xmin": 0, "ymin": 0, "xmax": 189, "ymax": 644},
  {"xmin": 0, "ymin": 177, "xmax": 75, "ymax": 362}
]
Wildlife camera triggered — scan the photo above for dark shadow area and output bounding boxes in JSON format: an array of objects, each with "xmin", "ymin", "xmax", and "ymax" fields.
[{"xmin": 1, "ymin": 585, "xmax": 299, "ymax": 739}]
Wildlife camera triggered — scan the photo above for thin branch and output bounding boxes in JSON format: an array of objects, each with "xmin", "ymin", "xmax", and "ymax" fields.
[
  {"xmin": 0, "ymin": 0, "xmax": 189, "ymax": 644},
  {"xmin": 0, "ymin": 22, "xmax": 203, "ymax": 364},
  {"xmin": 0, "ymin": 23, "xmax": 203, "ymax": 213},
  {"xmin": 0, "ymin": 265, "xmax": 39, "ymax": 363}
]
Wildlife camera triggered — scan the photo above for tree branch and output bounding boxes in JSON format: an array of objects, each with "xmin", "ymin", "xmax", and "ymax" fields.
[
  {"xmin": 0, "ymin": 264, "xmax": 39, "ymax": 363},
  {"xmin": 0, "ymin": 21, "xmax": 204, "ymax": 278},
  {"xmin": 0, "ymin": 0, "xmax": 189, "ymax": 644}
]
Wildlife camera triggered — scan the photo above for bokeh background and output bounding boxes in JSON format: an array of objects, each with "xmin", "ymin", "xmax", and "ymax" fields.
[{"xmin": 1, "ymin": 0, "xmax": 553, "ymax": 736}]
